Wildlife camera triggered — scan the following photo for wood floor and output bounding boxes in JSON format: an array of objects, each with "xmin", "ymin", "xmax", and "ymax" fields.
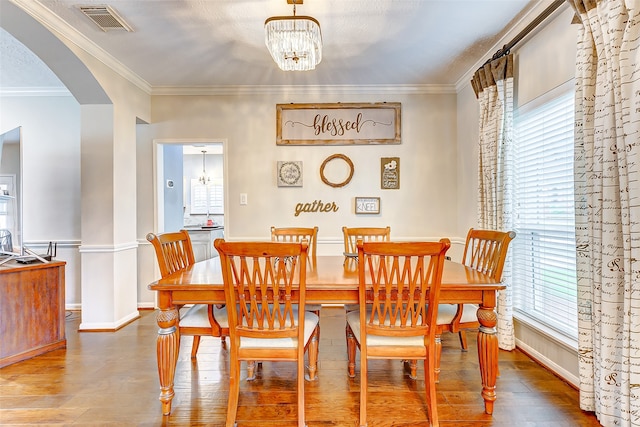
[{"xmin": 1, "ymin": 307, "xmax": 601, "ymax": 426}]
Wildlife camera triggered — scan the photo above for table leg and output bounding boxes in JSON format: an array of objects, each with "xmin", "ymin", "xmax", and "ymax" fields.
[
  {"xmin": 476, "ymin": 304, "xmax": 499, "ymax": 415},
  {"xmin": 156, "ymin": 306, "xmax": 180, "ymax": 416}
]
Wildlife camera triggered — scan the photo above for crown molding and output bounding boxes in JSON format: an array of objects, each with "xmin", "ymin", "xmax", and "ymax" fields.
[
  {"xmin": 0, "ymin": 86, "xmax": 72, "ymax": 96},
  {"xmin": 10, "ymin": 0, "xmax": 152, "ymax": 94},
  {"xmin": 151, "ymin": 84, "xmax": 457, "ymax": 97}
]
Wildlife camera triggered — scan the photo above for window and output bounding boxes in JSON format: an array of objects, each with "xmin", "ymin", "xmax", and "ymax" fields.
[
  {"xmin": 512, "ymin": 85, "xmax": 578, "ymax": 340},
  {"xmin": 0, "ymin": 176, "xmax": 16, "ymax": 234},
  {"xmin": 190, "ymin": 179, "xmax": 224, "ymax": 215}
]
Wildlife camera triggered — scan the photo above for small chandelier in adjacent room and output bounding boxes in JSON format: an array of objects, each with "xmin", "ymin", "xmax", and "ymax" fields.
[
  {"xmin": 199, "ymin": 150, "xmax": 210, "ymax": 185},
  {"xmin": 265, "ymin": 0, "xmax": 322, "ymax": 71}
]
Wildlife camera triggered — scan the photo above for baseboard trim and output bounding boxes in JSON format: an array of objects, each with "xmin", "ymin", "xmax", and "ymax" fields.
[
  {"xmin": 515, "ymin": 339, "xmax": 579, "ymax": 388},
  {"xmin": 138, "ymin": 305, "xmax": 155, "ymax": 311},
  {"xmin": 78, "ymin": 311, "xmax": 140, "ymax": 332}
]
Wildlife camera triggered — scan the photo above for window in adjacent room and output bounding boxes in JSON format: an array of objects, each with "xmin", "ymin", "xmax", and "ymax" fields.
[{"xmin": 190, "ymin": 178, "xmax": 224, "ymax": 215}]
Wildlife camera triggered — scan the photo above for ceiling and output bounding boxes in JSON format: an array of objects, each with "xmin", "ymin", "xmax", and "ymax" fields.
[{"xmin": 0, "ymin": 0, "xmax": 538, "ymax": 92}]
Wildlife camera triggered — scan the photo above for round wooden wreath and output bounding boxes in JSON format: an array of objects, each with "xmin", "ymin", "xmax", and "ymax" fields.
[{"xmin": 320, "ymin": 154, "xmax": 354, "ymax": 188}]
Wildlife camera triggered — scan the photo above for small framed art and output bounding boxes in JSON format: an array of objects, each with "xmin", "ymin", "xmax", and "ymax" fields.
[
  {"xmin": 277, "ymin": 161, "xmax": 303, "ymax": 187},
  {"xmin": 381, "ymin": 157, "xmax": 400, "ymax": 189},
  {"xmin": 355, "ymin": 197, "xmax": 380, "ymax": 214}
]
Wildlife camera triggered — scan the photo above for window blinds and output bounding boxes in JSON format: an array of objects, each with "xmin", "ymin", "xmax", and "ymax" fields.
[{"xmin": 512, "ymin": 89, "xmax": 578, "ymax": 339}]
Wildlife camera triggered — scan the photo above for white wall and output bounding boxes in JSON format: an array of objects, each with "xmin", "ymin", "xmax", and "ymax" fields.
[
  {"xmin": 1, "ymin": 88, "xmax": 469, "ymax": 310},
  {"xmin": 456, "ymin": 5, "xmax": 579, "ymax": 384},
  {"xmin": 63, "ymin": 38, "xmax": 150, "ymax": 329},
  {"xmin": 133, "ymin": 91, "xmax": 468, "ymax": 303},
  {"xmin": 147, "ymin": 92, "xmax": 461, "ymax": 244},
  {"xmin": 0, "ymin": 95, "xmax": 82, "ymax": 307}
]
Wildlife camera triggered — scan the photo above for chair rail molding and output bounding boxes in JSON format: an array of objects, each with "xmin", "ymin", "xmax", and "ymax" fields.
[{"xmin": 78, "ymin": 241, "xmax": 139, "ymax": 253}]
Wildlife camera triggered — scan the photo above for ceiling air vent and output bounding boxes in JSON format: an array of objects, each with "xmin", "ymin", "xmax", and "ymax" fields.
[{"xmin": 78, "ymin": 5, "xmax": 133, "ymax": 32}]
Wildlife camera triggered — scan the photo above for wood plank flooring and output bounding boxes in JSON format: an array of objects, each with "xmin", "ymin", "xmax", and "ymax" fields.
[{"xmin": 0, "ymin": 307, "xmax": 601, "ymax": 426}]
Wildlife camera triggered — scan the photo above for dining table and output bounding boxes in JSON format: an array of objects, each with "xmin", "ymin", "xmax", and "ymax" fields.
[{"xmin": 148, "ymin": 255, "xmax": 505, "ymax": 416}]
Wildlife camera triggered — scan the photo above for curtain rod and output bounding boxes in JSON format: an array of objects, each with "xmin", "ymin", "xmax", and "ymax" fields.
[{"xmin": 480, "ymin": 0, "xmax": 565, "ymax": 67}]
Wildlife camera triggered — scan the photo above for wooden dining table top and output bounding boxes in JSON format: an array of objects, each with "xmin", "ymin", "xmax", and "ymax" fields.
[{"xmin": 149, "ymin": 255, "xmax": 505, "ymax": 305}]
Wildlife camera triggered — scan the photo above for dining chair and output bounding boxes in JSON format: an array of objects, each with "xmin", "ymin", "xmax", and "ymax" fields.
[
  {"xmin": 146, "ymin": 230, "xmax": 228, "ymax": 358},
  {"xmin": 341, "ymin": 226, "xmax": 390, "ymax": 282},
  {"xmin": 214, "ymin": 238, "xmax": 319, "ymax": 427},
  {"xmin": 271, "ymin": 226, "xmax": 322, "ymax": 358},
  {"xmin": 271, "ymin": 226, "xmax": 318, "ymax": 266},
  {"xmin": 436, "ymin": 228, "xmax": 516, "ymax": 352},
  {"xmin": 346, "ymin": 239, "xmax": 451, "ymax": 427},
  {"xmin": 342, "ymin": 226, "xmax": 390, "ymax": 260},
  {"xmin": 342, "ymin": 226, "xmax": 391, "ymax": 358},
  {"xmin": 431, "ymin": 228, "xmax": 516, "ymax": 382}
]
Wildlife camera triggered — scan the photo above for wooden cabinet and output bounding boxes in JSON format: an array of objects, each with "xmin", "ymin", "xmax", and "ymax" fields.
[{"xmin": 0, "ymin": 260, "xmax": 66, "ymax": 367}]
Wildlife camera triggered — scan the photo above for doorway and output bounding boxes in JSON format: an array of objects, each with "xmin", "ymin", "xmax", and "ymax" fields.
[{"xmin": 154, "ymin": 140, "xmax": 226, "ymax": 234}]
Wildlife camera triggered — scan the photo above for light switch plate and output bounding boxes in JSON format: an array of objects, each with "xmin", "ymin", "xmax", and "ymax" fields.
[{"xmin": 240, "ymin": 193, "xmax": 247, "ymax": 205}]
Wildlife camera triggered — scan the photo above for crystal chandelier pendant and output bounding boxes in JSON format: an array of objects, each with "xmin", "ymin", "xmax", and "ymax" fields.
[{"xmin": 265, "ymin": 1, "xmax": 322, "ymax": 71}]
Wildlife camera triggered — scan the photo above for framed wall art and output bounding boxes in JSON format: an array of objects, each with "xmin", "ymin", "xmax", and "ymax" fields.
[
  {"xmin": 277, "ymin": 161, "xmax": 303, "ymax": 187},
  {"xmin": 355, "ymin": 197, "xmax": 380, "ymax": 214},
  {"xmin": 381, "ymin": 157, "xmax": 400, "ymax": 189},
  {"xmin": 276, "ymin": 102, "xmax": 401, "ymax": 145}
]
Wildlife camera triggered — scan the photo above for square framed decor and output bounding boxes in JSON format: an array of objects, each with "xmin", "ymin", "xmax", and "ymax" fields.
[{"xmin": 277, "ymin": 161, "xmax": 303, "ymax": 187}]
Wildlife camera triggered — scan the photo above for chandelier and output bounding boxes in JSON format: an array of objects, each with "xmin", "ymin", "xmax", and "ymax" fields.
[
  {"xmin": 199, "ymin": 150, "xmax": 210, "ymax": 185},
  {"xmin": 264, "ymin": 0, "xmax": 322, "ymax": 71}
]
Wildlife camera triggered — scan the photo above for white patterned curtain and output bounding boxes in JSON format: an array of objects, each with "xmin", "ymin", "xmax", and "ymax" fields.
[
  {"xmin": 569, "ymin": 0, "xmax": 640, "ymax": 426},
  {"xmin": 471, "ymin": 54, "xmax": 515, "ymax": 350}
]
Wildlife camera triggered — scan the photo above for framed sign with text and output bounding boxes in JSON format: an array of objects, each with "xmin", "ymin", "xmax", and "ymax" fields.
[
  {"xmin": 276, "ymin": 102, "xmax": 401, "ymax": 145},
  {"xmin": 355, "ymin": 197, "xmax": 381, "ymax": 214},
  {"xmin": 277, "ymin": 161, "xmax": 303, "ymax": 187}
]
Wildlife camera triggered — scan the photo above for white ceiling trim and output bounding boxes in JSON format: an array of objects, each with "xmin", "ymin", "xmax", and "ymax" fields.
[
  {"xmin": 0, "ymin": 86, "xmax": 72, "ymax": 96},
  {"xmin": 11, "ymin": 0, "xmax": 151, "ymax": 94},
  {"xmin": 151, "ymin": 84, "xmax": 457, "ymax": 97}
]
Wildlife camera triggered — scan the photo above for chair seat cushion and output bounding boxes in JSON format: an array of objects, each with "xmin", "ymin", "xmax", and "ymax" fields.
[
  {"xmin": 179, "ymin": 304, "xmax": 228, "ymax": 328},
  {"xmin": 346, "ymin": 309, "xmax": 426, "ymax": 347},
  {"xmin": 458, "ymin": 304, "xmax": 479, "ymax": 323},
  {"xmin": 435, "ymin": 304, "xmax": 479, "ymax": 325},
  {"xmin": 435, "ymin": 304, "xmax": 457, "ymax": 324},
  {"xmin": 240, "ymin": 310, "xmax": 319, "ymax": 349},
  {"xmin": 343, "ymin": 303, "xmax": 359, "ymax": 312}
]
